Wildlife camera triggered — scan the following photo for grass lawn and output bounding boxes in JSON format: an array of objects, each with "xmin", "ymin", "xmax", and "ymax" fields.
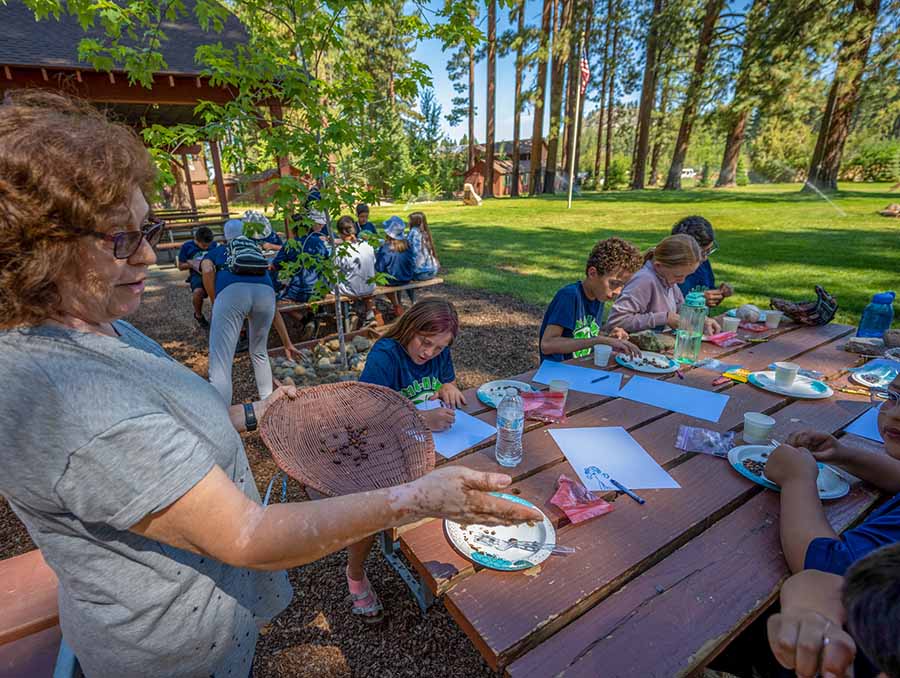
[{"xmin": 369, "ymin": 183, "xmax": 900, "ymax": 327}]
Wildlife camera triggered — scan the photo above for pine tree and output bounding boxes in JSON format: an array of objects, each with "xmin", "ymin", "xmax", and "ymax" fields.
[{"xmin": 530, "ymin": 0, "xmax": 554, "ymax": 194}]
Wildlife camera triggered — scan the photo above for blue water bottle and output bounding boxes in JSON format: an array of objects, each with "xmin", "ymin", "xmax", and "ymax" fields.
[{"xmin": 857, "ymin": 291, "xmax": 895, "ymax": 338}]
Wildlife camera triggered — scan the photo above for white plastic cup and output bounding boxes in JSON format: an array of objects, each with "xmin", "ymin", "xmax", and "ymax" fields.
[
  {"xmin": 722, "ymin": 316, "xmax": 741, "ymax": 333},
  {"xmin": 765, "ymin": 311, "xmax": 784, "ymax": 329},
  {"xmin": 743, "ymin": 412, "xmax": 776, "ymax": 444},
  {"xmin": 548, "ymin": 379, "xmax": 569, "ymax": 408},
  {"xmin": 774, "ymin": 361, "xmax": 800, "ymax": 388},
  {"xmin": 594, "ymin": 344, "xmax": 612, "ymax": 367}
]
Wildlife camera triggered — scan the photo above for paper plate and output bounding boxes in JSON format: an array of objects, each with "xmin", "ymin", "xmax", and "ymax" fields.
[
  {"xmin": 748, "ymin": 371, "xmax": 833, "ymax": 399},
  {"xmin": 850, "ymin": 366, "xmax": 898, "ymax": 389},
  {"xmin": 477, "ymin": 380, "xmax": 536, "ymax": 408},
  {"xmin": 726, "ymin": 309, "xmax": 768, "ymax": 322},
  {"xmin": 728, "ymin": 445, "xmax": 849, "ymax": 500},
  {"xmin": 444, "ymin": 493, "xmax": 556, "ymax": 571},
  {"xmin": 615, "ymin": 351, "xmax": 679, "ymax": 374}
]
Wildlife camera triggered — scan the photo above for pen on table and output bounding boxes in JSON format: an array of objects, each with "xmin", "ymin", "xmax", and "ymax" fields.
[
  {"xmin": 591, "ymin": 374, "xmax": 610, "ymax": 383},
  {"xmin": 609, "ymin": 478, "xmax": 646, "ymax": 505},
  {"xmin": 676, "ymin": 369, "xmax": 685, "ymax": 380}
]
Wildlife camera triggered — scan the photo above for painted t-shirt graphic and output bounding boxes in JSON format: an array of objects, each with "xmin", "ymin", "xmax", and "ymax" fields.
[
  {"xmin": 539, "ymin": 282, "xmax": 605, "ymax": 362},
  {"xmin": 360, "ymin": 338, "xmax": 456, "ymax": 403}
]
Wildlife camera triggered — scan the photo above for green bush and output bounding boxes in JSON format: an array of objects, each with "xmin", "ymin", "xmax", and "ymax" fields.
[
  {"xmin": 604, "ymin": 156, "xmax": 628, "ymax": 190},
  {"xmin": 843, "ymin": 140, "xmax": 900, "ymax": 182},
  {"xmin": 736, "ymin": 156, "xmax": 750, "ymax": 186}
]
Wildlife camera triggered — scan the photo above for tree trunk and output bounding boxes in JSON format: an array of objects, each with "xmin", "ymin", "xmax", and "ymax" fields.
[
  {"xmin": 511, "ymin": 0, "xmax": 525, "ymax": 197},
  {"xmin": 543, "ymin": 0, "xmax": 573, "ymax": 194},
  {"xmin": 593, "ymin": 0, "xmax": 612, "ymax": 184},
  {"xmin": 484, "ymin": 0, "xmax": 497, "ymax": 198},
  {"xmin": 530, "ymin": 0, "xmax": 554, "ymax": 195},
  {"xmin": 663, "ymin": 0, "xmax": 726, "ymax": 190},
  {"xmin": 804, "ymin": 0, "xmax": 880, "ymax": 192},
  {"xmin": 630, "ymin": 0, "xmax": 663, "ymax": 189},
  {"xmin": 603, "ymin": 0, "xmax": 620, "ymax": 190},
  {"xmin": 648, "ymin": 69, "xmax": 671, "ymax": 186},
  {"xmin": 562, "ymin": 1, "xmax": 583, "ymax": 175},
  {"xmin": 715, "ymin": 109, "xmax": 749, "ymax": 187},
  {"xmin": 468, "ymin": 42, "xmax": 476, "ymax": 169}
]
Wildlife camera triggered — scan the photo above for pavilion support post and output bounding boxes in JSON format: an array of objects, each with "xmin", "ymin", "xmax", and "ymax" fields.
[
  {"xmin": 209, "ymin": 139, "xmax": 229, "ymax": 216},
  {"xmin": 181, "ymin": 152, "xmax": 197, "ymax": 212}
]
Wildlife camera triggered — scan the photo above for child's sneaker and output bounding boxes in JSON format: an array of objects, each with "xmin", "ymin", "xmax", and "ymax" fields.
[{"xmin": 194, "ymin": 313, "xmax": 210, "ymax": 331}]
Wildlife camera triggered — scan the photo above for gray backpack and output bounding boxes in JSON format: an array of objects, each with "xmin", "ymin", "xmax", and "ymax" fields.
[{"xmin": 222, "ymin": 236, "xmax": 268, "ymax": 276}]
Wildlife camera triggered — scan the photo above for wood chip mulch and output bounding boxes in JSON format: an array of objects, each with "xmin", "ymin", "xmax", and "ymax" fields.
[{"xmin": 1, "ymin": 266, "xmax": 545, "ymax": 677}]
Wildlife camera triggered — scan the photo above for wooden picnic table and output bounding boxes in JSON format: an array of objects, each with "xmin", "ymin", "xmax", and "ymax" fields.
[{"xmin": 399, "ymin": 321, "xmax": 884, "ymax": 675}]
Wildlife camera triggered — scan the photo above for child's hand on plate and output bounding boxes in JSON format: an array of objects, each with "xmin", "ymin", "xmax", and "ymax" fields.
[
  {"xmin": 786, "ymin": 431, "xmax": 846, "ymax": 464},
  {"xmin": 765, "ymin": 444, "xmax": 819, "ymax": 488},
  {"xmin": 605, "ymin": 337, "xmax": 641, "ymax": 359},
  {"xmin": 607, "ymin": 327, "xmax": 630, "ymax": 341}
]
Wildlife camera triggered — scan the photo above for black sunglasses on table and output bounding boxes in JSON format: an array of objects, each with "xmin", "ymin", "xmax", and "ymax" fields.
[{"xmin": 81, "ymin": 218, "xmax": 167, "ymax": 259}]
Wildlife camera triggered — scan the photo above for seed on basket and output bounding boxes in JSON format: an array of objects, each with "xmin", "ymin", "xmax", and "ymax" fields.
[{"xmin": 332, "ymin": 459, "xmax": 342, "ymax": 464}]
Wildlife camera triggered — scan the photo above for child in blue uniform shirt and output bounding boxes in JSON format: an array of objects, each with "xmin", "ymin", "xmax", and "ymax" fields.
[
  {"xmin": 177, "ymin": 226, "xmax": 219, "ymax": 329},
  {"xmin": 376, "ymin": 216, "xmax": 414, "ymax": 317},
  {"xmin": 355, "ymin": 203, "xmax": 377, "ymax": 238},
  {"xmin": 765, "ymin": 375, "xmax": 900, "ymax": 576},
  {"xmin": 539, "ymin": 237, "xmax": 643, "ymax": 363},
  {"xmin": 272, "ymin": 209, "xmax": 332, "ymax": 302},
  {"xmin": 242, "ymin": 210, "xmax": 283, "ymax": 252},
  {"xmin": 671, "ymin": 215, "xmax": 733, "ymax": 307},
  {"xmin": 353, "ymin": 299, "xmax": 466, "ymax": 622}
]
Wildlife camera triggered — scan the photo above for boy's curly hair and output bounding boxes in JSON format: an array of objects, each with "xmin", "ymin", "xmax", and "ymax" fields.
[
  {"xmin": 585, "ymin": 237, "xmax": 643, "ymax": 277},
  {"xmin": 0, "ymin": 90, "xmax": 156, "ymax": 328}
]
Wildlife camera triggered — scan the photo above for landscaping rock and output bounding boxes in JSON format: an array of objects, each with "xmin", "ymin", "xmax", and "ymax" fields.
[
  {"xmin": 293, "ymin": 365, "xmax": 307, "ymax": 377},
  {"xmin": 326, "ymin": 339, "xmax": 341, "ymax": 352},
  {"xmin": 317, "ymin": 357, "xmax": 334, "ymax": 371},
  {"xmin": 352, "ymin": 336, "xmax": 371, "ymax": 351},
  {"xmin": 281, "ymin": 376, "xmax": 295, "ymax": 386}
]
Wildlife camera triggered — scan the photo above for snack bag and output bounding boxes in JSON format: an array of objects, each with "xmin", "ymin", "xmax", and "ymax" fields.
[
  {"xmin": 520, "ymin": 390, "xmax": 567, "ymax": 424},
  {"xmin": 704, "ymin": 331, "xmax": 746, "ymax": 348},
  {"xmin": 675, "ymin": 425, "xmax": 735, "ymax": 458},
  {"xmin": 550, "ymin": 474, "xmax": 614, "ymax": 524},
  {"xmin": 722, "ymin": 368, "xmax": 752, "ymax": 383}
]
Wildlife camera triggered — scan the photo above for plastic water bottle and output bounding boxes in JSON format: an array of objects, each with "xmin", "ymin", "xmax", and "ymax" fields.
[
  {"xmin": 857, "ymin": 292, "xmax": 895, "ymax": 338},
  {"xmin": 674, "ymin": 292, "xmax": 708, "ymax": 364},
  {"xmin": 495, "ymin": 388, "xmax": 524, "ymax": 468}
]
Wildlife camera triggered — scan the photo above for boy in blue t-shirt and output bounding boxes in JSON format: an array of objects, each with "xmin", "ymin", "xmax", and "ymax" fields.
[
  {"xmin": 539, "ymin": 237, "xmax": 644, "ymax": 363},
  {"xmin": 765, "ymin": 375, "xmax": 900, "ymax": 576},
  {"xmin": 177, "ymin": 226, "xmax": 219, "ymax": 329},
  {"xmin": 272, "ymin": 210, "xmax": 332, "ymax": 302},
  {"xmin": 355, "ymin": 203, "xmax": 377, "ymax": 238},
  {"xmin": 671, "ymin": 215, "xmax": 733, "ymax": 307}
]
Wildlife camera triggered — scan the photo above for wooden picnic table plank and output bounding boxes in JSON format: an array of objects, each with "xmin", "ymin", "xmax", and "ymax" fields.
[
  {"xmin": 507, "ymin": 481, "xmax": 880, "ymax": 678},
  {"xmin": 400, "ymin": 325, "xmax": 854, "ymax": 594},
  {"xmin": 444, "ymin": 389, "xmax": 873, "ymax": 670}
]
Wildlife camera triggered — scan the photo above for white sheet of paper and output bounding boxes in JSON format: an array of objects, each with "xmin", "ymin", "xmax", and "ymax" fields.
[
  {"xmin": 416, "ymin": 401, "xmax": 497, "ymax": 458},
  {"xmin": 532, "ymin": 361, "xmax": 622, "ymax": 396},
  {"xmin": 549, "ymin": 426, "xmax": 681, "ymax": 491},
  {"xmin": 617, "ymin": 375, "xmax": 729, "ymax": 423},
  {"xmin": 845, "ymin": 405, "xmax": 884, "ymax": 443}
]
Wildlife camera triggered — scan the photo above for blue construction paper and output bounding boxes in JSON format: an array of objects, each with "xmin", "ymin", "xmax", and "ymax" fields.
[
  {"xmin": 416, "ymin": 401, "xmax": 496, "ymax": 458},
  {"xmin": 617, "ymin": 375, "xmax": 729, "ymax": 423},
  {"xmin": 532, "ymin": 361, "xmax": 623, "ymax": 396},
  {"xmin": 845, "ymin": 405, "xmax": 884, "ymax": 443}
]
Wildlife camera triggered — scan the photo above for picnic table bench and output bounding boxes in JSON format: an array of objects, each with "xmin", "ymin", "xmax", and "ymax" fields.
[{"xmin": 398, "ymin": 321, "xmax": 884, "ymax": 675}]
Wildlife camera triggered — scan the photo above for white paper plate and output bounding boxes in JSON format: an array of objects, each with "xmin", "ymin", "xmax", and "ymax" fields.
[
  {"xmin": 748, "ymin": 371, "xmax": 833, "ymax": 399},
  {"xmin": 615, "ymin": 350, "xmax": 679, "ymax": 374},
  {"xmin": 477, "ymin": 380, "xmax": 536, "ymax": 408},
  {"xmin": 444, "ymin": 493, "xmax": 556, "ymax": 571},
  {"xmin": 728, "ymin": 445, "xmax": 849, "ymax": 500}
]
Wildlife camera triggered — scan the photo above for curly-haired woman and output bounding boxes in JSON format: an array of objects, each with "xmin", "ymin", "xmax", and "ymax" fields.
[
  {"xmin": 539, "ymin": 237, "xmax": 643, "ymax": 363},
  {"xmin": 0, "ymin": 91, "xmax": 539, "ymax": 677}
]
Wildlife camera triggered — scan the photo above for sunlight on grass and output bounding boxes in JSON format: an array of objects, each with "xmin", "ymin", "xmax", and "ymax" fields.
[{"xmin": 370, "ymin": 183, "xmax": 899, "ymax": 326}]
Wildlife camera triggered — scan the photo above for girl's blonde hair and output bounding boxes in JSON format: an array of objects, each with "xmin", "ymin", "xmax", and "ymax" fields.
[
  {"xmin": 644, "ymin": 234, "xmax": 701, "ymax": 268},
  {"xmin": 388, "ymin": 236, "xmax": 410, "ymax": 253},
  {"xmin": 408, "ymin": 211, "xmax": 439, "ymax": 265}
]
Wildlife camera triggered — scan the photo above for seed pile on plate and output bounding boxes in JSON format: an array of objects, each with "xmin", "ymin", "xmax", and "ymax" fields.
[
  {"xmin": 635, "ymin": 355, "xmax": 670, "ymax": 369},
  {"xmin": 742, "ymin": 458, "xmax": 767, "ymax": 476}
]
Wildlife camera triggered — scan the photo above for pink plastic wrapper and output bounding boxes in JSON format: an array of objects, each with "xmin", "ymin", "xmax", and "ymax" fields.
[
  {"xmin": 705, "ymin": 331, "xmax": 746, "ymax": 348},
  {"xmin": 550, "ymin": 474, "xmax": 615, "ymax": 524},
  {"xmin": 739, "ymin": 322, "xmax": 768, "ymax": 333},
  {"xmin": 520, "ymin": 390, "xmax": 567, "ymax": 424}
]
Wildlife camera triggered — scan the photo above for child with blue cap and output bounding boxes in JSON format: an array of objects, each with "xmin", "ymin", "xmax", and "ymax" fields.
[{"xmin": 376, "ymin": 216, "xmax": 414, "ymax": 317}]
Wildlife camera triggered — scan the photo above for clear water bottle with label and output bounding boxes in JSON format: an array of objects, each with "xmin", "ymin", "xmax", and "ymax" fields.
[{"xmin": 495, "ymin": 388, "xmax": 524, "ymax": 468}]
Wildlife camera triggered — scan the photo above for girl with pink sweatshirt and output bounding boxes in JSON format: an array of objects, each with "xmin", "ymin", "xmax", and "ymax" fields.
[{"xmin": 607, "ymin": 234, "xmax": 720, "ymax": 335}]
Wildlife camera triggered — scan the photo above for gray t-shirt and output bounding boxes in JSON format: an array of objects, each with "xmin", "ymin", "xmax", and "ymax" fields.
[{"xmin": 0, "ymin": 322, "xmax": 292, "ymax": 677}]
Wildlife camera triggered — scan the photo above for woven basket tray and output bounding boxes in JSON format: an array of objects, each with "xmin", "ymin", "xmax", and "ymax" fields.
[{"xmin": 259, "ymin": 381, "xmax": 436, "ymax": 497}]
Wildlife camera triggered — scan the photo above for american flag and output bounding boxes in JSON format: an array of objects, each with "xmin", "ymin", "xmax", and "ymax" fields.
[{"xmin": 579, "ymin": 56, "xmax": 590, "ymax": 96}]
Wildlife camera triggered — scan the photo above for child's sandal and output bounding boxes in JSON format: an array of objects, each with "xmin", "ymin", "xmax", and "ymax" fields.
[{"xmin": 347, "ymin": 573, "xmax": 384, "ymax": 624}]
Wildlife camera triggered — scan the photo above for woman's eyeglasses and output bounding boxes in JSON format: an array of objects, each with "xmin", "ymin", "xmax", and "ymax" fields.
[
  {"xmin": 870, "ymin": 387, "xmax": 900, "ymax": 409},
  {"xmin": 83, "ymin": 219, "xmax": 166, "ymax": 259},
  {"xmin": 702, "ymin": 241, "xmax": 719, "ymax": 259}
]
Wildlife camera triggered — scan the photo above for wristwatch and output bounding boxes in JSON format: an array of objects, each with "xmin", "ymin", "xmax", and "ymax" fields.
[{"xmin": 243, "ymin": 403, "xmax": 258, "ymax": 432}]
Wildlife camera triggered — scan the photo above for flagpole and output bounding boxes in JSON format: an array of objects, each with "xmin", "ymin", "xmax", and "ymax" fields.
[{"xmin": 567, "ymin": 34, "xmax": 586, "ymax": 209}]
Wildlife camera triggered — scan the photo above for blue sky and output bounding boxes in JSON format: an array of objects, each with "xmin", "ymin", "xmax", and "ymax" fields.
[{"xmin": 411, "ymin": 0, "xmax": 603, "ymax": 143}]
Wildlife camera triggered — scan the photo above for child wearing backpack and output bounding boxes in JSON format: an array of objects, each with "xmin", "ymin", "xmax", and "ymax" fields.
[
  {"xmin": 375, "ymin": 216, "xmax": 415, "ymax": 317},
  {"xmin": 202, "ymin": 219, "xmax": 294, "ymax": 404}
]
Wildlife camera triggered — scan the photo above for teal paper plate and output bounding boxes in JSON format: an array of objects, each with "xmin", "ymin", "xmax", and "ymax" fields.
[{"xmin": 728, "ymin": 445, "xmax": 849, "ymax": 500}]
